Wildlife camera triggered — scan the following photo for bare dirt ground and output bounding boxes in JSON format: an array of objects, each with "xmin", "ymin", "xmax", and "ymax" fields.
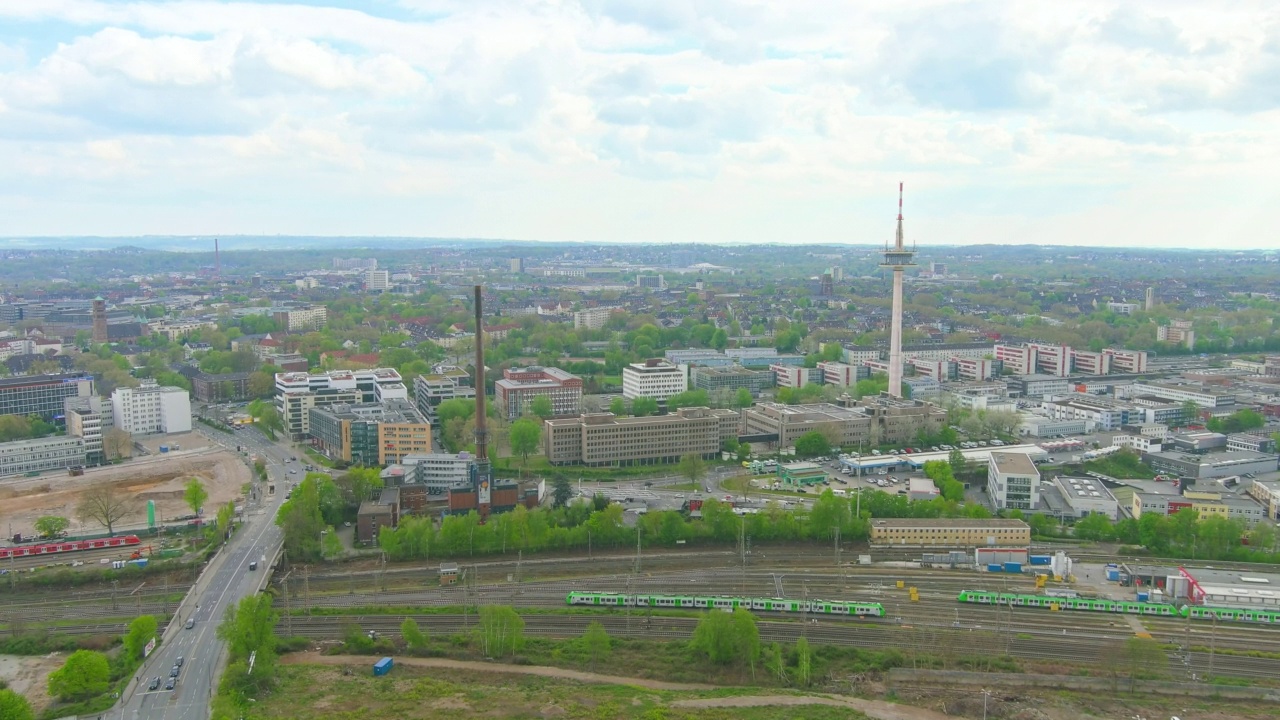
[
  {"xmin": 0, "ymin": 435, "xmax": 250, "ymax": 539},
  {"xmin": 0, "ymin": 653, "xmax": 64, "ymax": 715}
]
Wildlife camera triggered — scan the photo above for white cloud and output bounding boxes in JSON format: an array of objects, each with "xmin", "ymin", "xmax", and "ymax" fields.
[{"xmin": 0, "ymin": 0, "xmax": 1277, "ymax": 247}]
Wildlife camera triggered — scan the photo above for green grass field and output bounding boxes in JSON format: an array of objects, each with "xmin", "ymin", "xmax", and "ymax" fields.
[{"xmin": 244, "ymin": 664, "xmax": 866, "ymax": 720}]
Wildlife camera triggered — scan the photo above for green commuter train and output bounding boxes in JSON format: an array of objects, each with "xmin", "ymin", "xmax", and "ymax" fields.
[
  {"xmin": 566, "ymin": 591, "xmax": 885, "ymax": 617},
  {"xmin": 957, "ymin": 590, "xmax": 1280, "ymax": 624}
]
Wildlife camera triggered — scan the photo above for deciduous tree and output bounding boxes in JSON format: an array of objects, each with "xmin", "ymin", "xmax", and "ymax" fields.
[
  {"xmin": 217, "ymin": 593, "xmax": 279, "ymax": 688},
  {"xmin": 794, "ymin": 431, "xmax": 830, "ymax": 458},
  {"xmin": 0, "ymin": 688, "xmax": 34, "ymax": 720},
  {"xmin": 184, "ymin": 478, "xmax": 208, "ymax": 516},
  {"xmin": 678, "ymin": 453, "xmax": 706, "ymax": 487},
  {"xmin": 401, "ymin": 617, "xmax": 428, "ymax": 650},
  {"xmin": 477, "ymin": 605, "xmax": 525, "ymax": 658},
  {"xmin": 47, "ymin": 650, "xmax": 110, "ymax": 701},
  {"xmin": 34, "ymin": 515, "xmax": 69, "ymax": 539},
  {"xmin": 123, "ymin": 615, "xmax": 158, "ymax": 661},
  {"xmin": 529, "ymin": 395, "xmax": 554, "ymax": 420},
  {"xmin": 509, "ymin": 418, "xmax": 542, "ymax": 471},
  {"xmin": 581, "ymin": 621, "xmax": 611, "ymax": 671},
  {"xmin": 77, "ymin": 486, "xmax": 132, "ymax": 536}
]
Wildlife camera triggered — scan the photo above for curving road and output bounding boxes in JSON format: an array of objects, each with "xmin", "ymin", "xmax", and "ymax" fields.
[{"xmin": 114, "ymin": 420, "xmax": 295, "ymax": 720}]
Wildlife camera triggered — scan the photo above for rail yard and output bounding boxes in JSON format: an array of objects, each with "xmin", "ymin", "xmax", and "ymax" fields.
[{"xmin": 8, "ymin": 542, "xmax": 1280, "ymax": 690}]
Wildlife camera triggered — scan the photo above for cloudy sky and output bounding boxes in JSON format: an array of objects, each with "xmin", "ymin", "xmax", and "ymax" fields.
[{"xmin": 1, "ymin": 1, "xmax": 1278, "ymax": 248}]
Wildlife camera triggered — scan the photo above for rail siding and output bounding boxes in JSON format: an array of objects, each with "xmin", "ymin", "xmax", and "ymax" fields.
[{"xmin": 887, "ymin": 668, "xmax": 1280, "ymax": 700}]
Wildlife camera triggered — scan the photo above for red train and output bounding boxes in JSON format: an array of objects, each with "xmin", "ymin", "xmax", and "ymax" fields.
[{"xmin": 0, "ymin": 535, "xmax": 141, "ymax": 560}]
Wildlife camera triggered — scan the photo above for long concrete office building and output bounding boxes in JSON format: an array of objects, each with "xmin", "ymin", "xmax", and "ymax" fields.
[
  {"xmin": 544, "ymin": 406, "xmax": 739, "ymax": 466},
  {"xmin": 0, "ymin": 372, "xmax": 95, "ymax": 420}
]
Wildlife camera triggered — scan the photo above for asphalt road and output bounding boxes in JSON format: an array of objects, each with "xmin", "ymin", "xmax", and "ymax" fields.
[{"xmin": 115, "ymin": 422, "xmax": 295, "ymax": 720}]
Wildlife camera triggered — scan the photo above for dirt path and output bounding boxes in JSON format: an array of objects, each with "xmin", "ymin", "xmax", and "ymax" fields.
[
  {"xmin": 670, "ymin": 695, "xmax": 954, "ymax": 720},
  {"xmin": 283, "ymin": 653, "xmax": 953, "ymax": 719}
]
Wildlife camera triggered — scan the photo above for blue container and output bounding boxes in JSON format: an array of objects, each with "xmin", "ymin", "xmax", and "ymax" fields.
[
  {"xmin": 1004, "ymin": 562, "xmax": 1023, "ymax": 573},
  {"xmin": 1136, "ymin": 592, "xmax": 1149, "ymax": 602},
  {"xmin": 1106, "ymin": 569, "xmax": 1120, "ymax": 581},
  {"xmin": 1030, "ymin": 555, "xmax": 1051, "ymax": 565},
  {"xmin": 159, "ymin": 445, "xmax": 169, "ymax": 453},
  {"xmin": 373, "ymin": 657, "xmax": 393, "ymax": 676},
  {"xmin": 987, "ymin": 563, "xmax": 1003, "ymax": 572},
  {"xmin": 131, "ymin": 558, "xmax": 148, "ymax": 567}
]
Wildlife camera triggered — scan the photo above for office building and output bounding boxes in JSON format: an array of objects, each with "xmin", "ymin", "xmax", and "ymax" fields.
[
  {"xmin": 397, "ymin": 452, "xmax": 480, "ymax": 496},
  {"xmin": 869, "ymin": 518, "xmax": 1030, "ymax": 547},
  {"xmin": 817, "ymin": 361, "xmax": 869, "ymax": 387},
  {"xmin": 333, "ymin": 257, "xmax": 378, "ymax": 270},
  {"xmin": 740, "ymin": 402, "xmax": 872, "ymax": 447},
  {"xmin": 364, "ymin": 269, "xmax": 391, "ymax": 292},
  {"xmin": 275, "ymin": 368, "xmax": 408, "ymax": 438},
  {"xmin": 908, "ymin": 477, "xmax": 940, "ymax": 502},
  {"xmin": 183, "ymin": 370, "xmax": 252, "ymax": 403},
  {"xmin": 636, "ymin": 274, "xmax": 666, "ymax": 290},
  {"xmin": 64, "ymin": 395, "xmax": 110, "ymax": 465},
  {"xmin": 510, "ymin": 258, "xmax": 524, "ymax": 273},
  {"xmin": 1105, "ymin": 349, "xmax": 1149, "ymax": 373},
  {"xmin": 1017, "ymin": 415, "xmax": 1087, "ymax": 437},
  {"xmin": 1049, "ymin": 476, "xmax": 1119, "ymax": 520},
  {"xmin": 987, "ymin": 452, "xmax": 1041, "ymax": 511},
  {"xmin": 622, "ymin": 359, "xmax": 687, "ymax": 401},
  {"xmin": 1009, "ymin": 374, "xmax": 1071, "ymax": 398},
  {"xmin": 1227, "ymin": 433, "xmax": 1276, "ymax": 453},
  {"xmin": 308, "ymin": 400, "xmax": 431, "ymax": 466},
  {"xmin": 1124, "ymin": 382, "xmax": 1235, "ymax": 409},
  {"xmin": 543, "ymin": 407, "xmax": 739, "ymax": 466},
  {"xmin": 1245, "ymin": 480, "xmax": 1280, "ymax": 521},
  {"xmin": 772, "ymin": 364, "xmax": 821, "ymax": 389},
  {"xmin": 1107, "ymin": 302, "xmax": 1140, "ymax": 315},
  {"xmin": 0, "ymin": 372, "xmax": 94, "ymax": 420},
  {"xmin": 855, "ymin": 395, "xmax": 948, "ymax": 445},
  {"xmin": 690, "ymin": 364, "xmax": 774, "ymax": 396},
  {"xmin": 666, "ymin": 349, "xmax": 734, "ymax": 367},
  {"xmin": 411, "ymin": 369, "xmax": 474, "ymax": 420},
  {"xmin": 494, "ymin": 366, "xmax": 583, "ymax": 421},
  {"xmin": 271, "ymin": 304, "xmax": 328, "ymax": 332},
  {"xmin": 0, "ymin": 436, "xmax": 87, "ymax": 478},
  {"xmin": 111, "ymin": 380, "xmax": 192, "ymax": 436},
  {"xmin": 1043, "ymin": 394, "xmax": 1139, "ymax": 432},
  {"xmin": 1143, "ymin": 450, "xmax": 1279, "ymax": 480}
]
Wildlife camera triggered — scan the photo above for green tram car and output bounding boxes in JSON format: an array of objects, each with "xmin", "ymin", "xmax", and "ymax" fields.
[
  {"xmin": 567, "ymin": 591, "xmax": 885, "ymax": 617},
  {"xmin": 959, "ymin": 590, "xmax": 1280, "ymax": 624}
]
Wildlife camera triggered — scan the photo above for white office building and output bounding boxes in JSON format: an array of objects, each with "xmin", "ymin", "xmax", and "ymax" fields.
[
  {"xmin": 364, "ymin": 270, "xmax": 391, "ymax": 292},
  {"xmin": 987, "ymin": 451, "xmax": 1041, "ymax": 511},
  {"xmin": 111, "ymin": 380, "xmax": 192, "ymax": 435},
  {"xmin": 622, "ymin": 359, "xmax": 688, "ymax": 401}
]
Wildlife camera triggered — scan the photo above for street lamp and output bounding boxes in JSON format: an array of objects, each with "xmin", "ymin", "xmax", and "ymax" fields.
[{"xmin": 981, "ymin": 689, "xmax": 991, "ymax": 720}]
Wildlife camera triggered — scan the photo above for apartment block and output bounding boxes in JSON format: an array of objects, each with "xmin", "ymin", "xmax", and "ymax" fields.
[
  {"xmin": 0, "ymin": 436, "xmax": 87, "ymax": 478},
  {"xmin": 988, "ymin": 451, "xmax": 1041, "ymax": 511},
  {"xmin": 544, "ymin": 407, "xmax": 738, "ymax": 466},
  {"xmin": 308, "ymin": 400, "xmax": 431, "ymax": 466},
  {"xmin": 572, "ymin": 306, "xmax": 620, "ymax": 330},
  {"xmin": 953, "ymin": 357, "xmax": 994, "ymax": 381},
  {"xmin": 494, "ymin": 366, "xmax": 583, "ymax": 421},
  {"xmin": 271, "ymin": 304, "xmax": 328, "ymax": 332},
  {"xmin": 111, "ymin": 380, "xmax": 192, "ymax": 435},
  {"xmin": 1105, "ymin": 349, "xmax": 1149, "ymax": 373},
  {"xmin": 622, "ymin": 359, "xmax": 687, "ymax": 401},
  {"xmin": 995, "ymin": 345, "xmax": 1036, "ymax": 375},
  {"xmin": 909, "ymin": 358, "xmax": 947, "ymax": 381},
  {"xmin": 184, "ymin": 370, "xmax": 252, "ymax": 403},
  {"xmin": 0, "ymin": 372, "xmax": 94, "ymax": 420},
  {"xmin": 1029, "ymin": 343, "xmax": 1071, "ymax": 377},
  {"xmin": 1157, "ymin": 320, "xmax": 1196, "ymax": 349}
]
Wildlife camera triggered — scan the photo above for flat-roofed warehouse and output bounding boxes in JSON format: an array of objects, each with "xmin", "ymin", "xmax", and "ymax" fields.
[{"xmin": 870, "ymin": 518, "xmax": 1031, "ymax": 547}]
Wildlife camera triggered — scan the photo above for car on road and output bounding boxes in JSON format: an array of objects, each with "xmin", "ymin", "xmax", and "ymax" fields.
[
  {"xmin": 165, "ymin": 677, "xmax": 176, "ymax": 690},
  {"xmin": 185, "ymin": 618, "xmax": 195, "ymax": 629},
  {"xmin": 289, "ymin": 469, "xmax": 298, "ymax": 474},
  {"xmin": 148, "ymin": 677, "xmax": 161, "ymax": 691},
  {"xmin": 169, "ymin": 666, "xmax": 180, "ymax": 678},
  {"xmin": 176, "ymin": 656, "xmax": 184, "ymax": 667}
]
